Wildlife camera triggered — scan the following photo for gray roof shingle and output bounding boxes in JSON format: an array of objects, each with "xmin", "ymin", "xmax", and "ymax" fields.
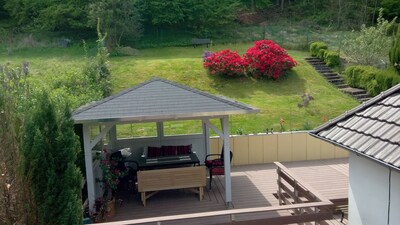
[
  {"xmin": 72, "ymin": 78, "xmax": 259, "ymax": 123},
  {"xmin": 311, "ymin": 83, "xmax": 400, "ymax": 171}
]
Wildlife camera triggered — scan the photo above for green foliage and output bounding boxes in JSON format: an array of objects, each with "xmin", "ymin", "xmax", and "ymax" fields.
[
  {"xmin": 324, "ymin": 51, "xmax": 340, "ymax": 67},
  {"xmin": 0, "ymin": 62, "xmax": 32, "ymax": 224},
  {"xmin": 240, "ymin": 0, "xmax": 273, "ymax": 11},
  {"xmin": 342, "ymin": 9, "xmax": 397, "ymax": 66},
  {"xmin": 310, "ymin": 42, "xmax": 327, "ymax": 57},
  {"xmin": 22, "ymin": 91, "xmax": 83, "ymax": 225},
  {"xmin": 381, "ymin": 0, "xmax": 400, "ymax": 21},
  {"xmin": 82, "ymin": 22, "xmax": 112, "ymax": 98},
  {"xmin": 138, "ymin": 0, "xmax": 240, "ymax": 35},
  {"xmin": 317, "ymin": 48, "xmax": 327, "ymax": 60},
  {"xmin": 4, "ymin": 0, "xmax": 87, "ymax": 31},
  {"xmin": 389, "ymin": 26, "xmax": 400, "ymax": 73},
  {"xmin": 344, "ymin": 65, "xmax": 400, "ymax": 96},
  {"xmin": 88, "ymin": 0, "xmax": 142, "ymax": 48}
]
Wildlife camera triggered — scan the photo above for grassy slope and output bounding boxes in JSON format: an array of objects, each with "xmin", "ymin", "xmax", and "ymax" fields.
[
  {"xmin": 110, "ymin": 43, "xmax": 359, "ymax": 134},
  {"xmin": 0, "ymin": 43, "xmax": 359, "ymax": 134}
]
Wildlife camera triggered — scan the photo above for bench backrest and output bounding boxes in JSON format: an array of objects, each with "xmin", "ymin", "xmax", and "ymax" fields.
[{"xmin": 138, "ymin": 166, "xmax": 206, "ymax": 192}]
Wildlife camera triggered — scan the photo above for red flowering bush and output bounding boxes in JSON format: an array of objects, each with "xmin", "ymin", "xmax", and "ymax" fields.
[
  {"xmin": 243, "ymin": 40, "xmax": 297, "ymax": 79},
  {"xmin": 203, "ymin": 49, "xmax": 245, "ymax": 77}
]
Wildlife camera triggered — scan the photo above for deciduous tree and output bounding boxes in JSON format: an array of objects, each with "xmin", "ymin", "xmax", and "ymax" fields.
[{"xmin": 88, "ymin": 0, "xmax": 142, "ymax": 48}]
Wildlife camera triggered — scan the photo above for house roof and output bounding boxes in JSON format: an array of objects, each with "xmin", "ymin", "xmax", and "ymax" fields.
[
  {"xmin": 72, "ymin": 78, "xmax": 259, "ymax": 124},
  {"xmin": 310, "ymin": 83, "xmax": 400, "ymax": 171}
]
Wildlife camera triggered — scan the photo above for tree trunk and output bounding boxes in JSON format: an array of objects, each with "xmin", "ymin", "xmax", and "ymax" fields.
[{"xmin": 337, "ymin": 0, "xmax": 342, "ymax": 29}]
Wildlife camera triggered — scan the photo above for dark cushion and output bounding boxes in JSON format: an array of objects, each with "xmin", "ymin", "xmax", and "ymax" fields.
[
  {"xmin": 205, "ymin": 159, "xmax": 223, "ymax": 168},
  {"xmin": 162, "ymin": 146, "xmax": 177, "ymax": 156},
  {"xmin": 177, "ymin": 145, "xmax": 192, "ymax": 155},
  {"xmin": 211, "ymin": 167, "xmax": 225, "ymax": 175},
  {"xmin": 147, "ymin": 146, "xmax": 162, "ymax": 158}
]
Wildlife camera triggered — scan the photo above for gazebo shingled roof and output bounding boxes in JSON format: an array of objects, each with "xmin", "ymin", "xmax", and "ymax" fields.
[{"xmin": 73, "ymin": 78, "xmax": 258, "ymax": 123}]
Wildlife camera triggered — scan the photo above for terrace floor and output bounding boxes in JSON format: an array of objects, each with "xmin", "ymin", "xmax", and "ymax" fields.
[{"xmin": 106, "ymin": 158, "xmax": 349, "ymax": 225}]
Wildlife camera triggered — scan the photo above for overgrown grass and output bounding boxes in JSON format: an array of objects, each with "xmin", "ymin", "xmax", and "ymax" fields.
[{"xmin": 0, "ymin": 42, "xmax": 359, "ymax": 135}]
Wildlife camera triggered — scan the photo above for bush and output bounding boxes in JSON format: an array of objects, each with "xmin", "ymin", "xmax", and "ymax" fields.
[
  {"xmin": 203, "ymin": 49, "xmax": 244, "ymax": 77},
  {"xmin": 317, "ymin": 49, "xmax": 326, "ymax": 60},
  {"xmin": 243, "ymin": 40, "xmax": 297, "ymax": 79},
  {"xmin": 203, "ymin": 40, "xmax": 297, "ymax": 80},
  {"xmin": 310, "ymin": 42, "xmax": 328, "ymax": 57},
  {"xmin": 324, "ymin": 51, "xmax": 340, "ymax": 67},
  {"xmin": 344, "ymin": 66, "xmax": 400, "ymax": 96},
  {"xmin": 389, "ymin": 26, "xmax": 400, "ymax": 73}
]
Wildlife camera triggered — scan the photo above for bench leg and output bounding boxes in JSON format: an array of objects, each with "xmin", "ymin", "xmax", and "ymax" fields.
[
  {"xmin": 141, "ymin": 192, "xmax": 146, "ymax": 206},
  {"xmin": 199, "ymin": 187, "xmax": 204, "ymax": 201}
]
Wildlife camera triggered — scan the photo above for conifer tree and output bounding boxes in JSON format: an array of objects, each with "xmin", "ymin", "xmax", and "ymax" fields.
[
  {"xmin": 389, "ymin": 27, "xmax": 400, "ymax": 73},
  {"xmin": 22, "ymin": 92, "xmax": 83, "ymax": 225}
]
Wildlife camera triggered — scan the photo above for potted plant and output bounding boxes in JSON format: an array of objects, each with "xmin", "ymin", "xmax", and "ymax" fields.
[{"xmin": 94, "ymin": 149, "xmax": 128, "ymax": 219}]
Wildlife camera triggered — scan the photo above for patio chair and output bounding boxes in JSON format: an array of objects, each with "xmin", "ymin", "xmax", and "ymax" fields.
[{"xmin": 204, "ymin": 147, "xmax": 233, "ymax": 189}]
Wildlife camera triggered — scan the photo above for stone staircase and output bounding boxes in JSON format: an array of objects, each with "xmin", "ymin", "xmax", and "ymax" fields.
[{"xmin": 305, "ymin": 57, "xmax": 372, "ymax": 102}]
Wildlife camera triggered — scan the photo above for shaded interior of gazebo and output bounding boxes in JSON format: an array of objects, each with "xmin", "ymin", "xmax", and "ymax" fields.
[{"xmin": 72, "ymin": 78, "xmax": 259, "ymax": 212}]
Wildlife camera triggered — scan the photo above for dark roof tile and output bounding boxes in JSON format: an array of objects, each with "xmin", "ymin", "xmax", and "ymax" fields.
[{"xmin": 311, "ymin": 83, "xmax": 400, "ymax": 171}]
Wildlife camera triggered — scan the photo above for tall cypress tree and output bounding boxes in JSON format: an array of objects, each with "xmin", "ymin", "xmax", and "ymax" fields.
[
  {"xmin": 22, "ymin": 92, "xmax": 83, "ymax": 225},
  {"xmin": 389, "ymin": 26, "xmax": 400, "ymax": 73}
]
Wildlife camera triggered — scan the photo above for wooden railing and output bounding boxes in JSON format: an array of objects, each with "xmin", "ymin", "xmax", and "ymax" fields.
[
  {"xmin": 275, "ymin": 162, "xmax": 334, "ymax": 224},
  {"xmin": 96, "ymin": 163, "xmax": 335, "ymax": 225},
  {"xmin": 97, "ymin": 202, "xmax": 333, "ymax": 225}
]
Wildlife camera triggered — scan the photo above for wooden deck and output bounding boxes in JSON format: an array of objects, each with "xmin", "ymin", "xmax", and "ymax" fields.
[{"xmin": 105, "ymin": 158, "xmax": 349, "ymax": 225}]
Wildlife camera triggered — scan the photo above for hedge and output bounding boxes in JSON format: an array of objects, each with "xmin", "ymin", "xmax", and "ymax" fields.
[
  {"xmin": 344, "ymin": 66, "xmax": 400, "ymax": 96},
  {"xmin": 324, "ymin": 51, "xmax": 340, "ymax": 67},
  {"xmin": 310, "ymin": 42, "xmax": 328, "ymax": 57}
]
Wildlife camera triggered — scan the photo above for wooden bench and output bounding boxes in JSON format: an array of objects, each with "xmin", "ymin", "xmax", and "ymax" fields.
[
  {"xmin": 192, "ymin": 38, "xmax": 211, "ymax": 48},
  {"xmin": 137, "ymin": 166, "xmax": 206, "ymax": 206}
]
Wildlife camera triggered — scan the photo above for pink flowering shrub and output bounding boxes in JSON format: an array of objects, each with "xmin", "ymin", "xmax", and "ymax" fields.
[
  {"xmin": 203, "ymin": 40, "xmax": 297, "ymax": 80},
  {"xmin": 203, "ymin": 49, "xmax": 245, "ymax": 77},
  {"xmin": 243, "ymin": 40, "xmax": 297, "ymax": 79}
]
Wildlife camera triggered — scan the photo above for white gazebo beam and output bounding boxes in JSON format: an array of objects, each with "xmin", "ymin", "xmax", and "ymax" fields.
[
  {"xmin": 203, "ymin": 119, "xmax": 224, "ymax": 137},
  {"xmin": 89, "ymin": 123, "xmax": 114, "ymax": 150}
]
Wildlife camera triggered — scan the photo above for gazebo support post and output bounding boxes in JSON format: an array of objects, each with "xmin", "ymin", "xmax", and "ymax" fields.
[
  {"xmin": 82, "ymin": 123, "xmax": 114, "ymax": 213},
  {"xmin": 221, "ymin": 116, "xmax": 233, "ymax": 207},
  {"xmin": 82, "ymin": 124, "xmax": 96, "ymax": 213}
]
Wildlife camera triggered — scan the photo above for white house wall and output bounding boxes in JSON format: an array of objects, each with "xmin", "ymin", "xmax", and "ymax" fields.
[
  {"xmin": 390, "ymin": 170, "xmax": 400, "ymax": 224},
  {"xmin": 349, "ymin": 153, "xmax": 394, "ymax": 225}
]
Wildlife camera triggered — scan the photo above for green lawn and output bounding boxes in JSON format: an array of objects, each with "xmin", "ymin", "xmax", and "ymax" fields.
[
  {"xmin": 1, "ymin": 43, "xmax": 359, "ymax": 134},
  {"xmin": 111, "ymin": 43, "xmax": 359, "ymax": 134}
]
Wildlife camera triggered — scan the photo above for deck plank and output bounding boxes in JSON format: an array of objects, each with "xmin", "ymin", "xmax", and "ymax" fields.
[{"xmin": 107, "ymin": 158, "xmax": 348, "ymax": 224}]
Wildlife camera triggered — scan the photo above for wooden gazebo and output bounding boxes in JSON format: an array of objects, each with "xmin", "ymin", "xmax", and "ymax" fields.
[{"xmin": 72, "ymin": 78, "xmax": 259, "ymax": 212}]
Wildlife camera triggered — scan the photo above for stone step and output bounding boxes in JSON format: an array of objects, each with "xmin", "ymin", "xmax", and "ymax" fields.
[
  {"xmin": 337, "ymin": 84, "xmax": 350, "ymax": 89},
  {"xmin": 310, "ymin": 61, "xmax": 326, "ymax": 65},
  {"xmin": 354, "ymin": 93, "xmax": 371, "ymax": 99},
  {"xmin": 304, "ymin": 56, "xmax": 320, "ymax": 59},
  {"xmin": 359, "ymin": 97, "xmax": 372, "ymax": 102},
  {"xmin": 325, "ymin": 76, "xmax": 342, "ymax": 81},
  {"xmin": 323, "ymin": 73, "xmax": 341, "ymax": 79},
  {"xmin": 329, "ymin": 79, "xmax": 345, "ymax": 84},
  {"xmin": 321, "ymin": 71, "xmax": 339, "ymax": 75},
  {"xmin": 307, "ymin": 59, "xmax": 324, "ymax": 63},
  {"xmin": 341, "ymin": 87, "xmax": 367, "ymax": 95},
  {"xmin": 313, "ymin": 65, "xmax": 332, "ymax": 70}
]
